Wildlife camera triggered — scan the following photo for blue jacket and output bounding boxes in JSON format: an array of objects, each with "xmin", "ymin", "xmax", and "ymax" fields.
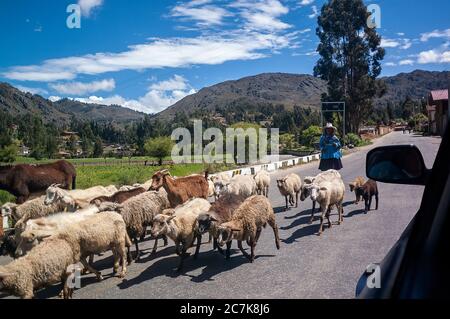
[{"xmin": 319, "ymin": 134, "xmax": 342, "ymax": 159}]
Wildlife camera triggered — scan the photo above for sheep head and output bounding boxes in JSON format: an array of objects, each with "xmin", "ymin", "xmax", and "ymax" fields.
[
  {"xmin": 309, "ymin": 184, "xmax": 327, "ymax": 202},
  {"xmin": 300, "ymin": 185, "xmax": 312, "ymax": 201},
  {"xmin": 1, "ymin": 203, "xmax": 17, "ymax": 218},
  {"xmin": 214, "ymin": 181, "xmax": 228, "ymax": 196},
  {"xmin": 217, "ymin": 221, "xmax": 242, "ymax": 246},
  {"xmin": 349, "ymin": 182, "xmax": 356, "ymax": 192},
  {"xmin": 150, "ymin": 214, "xmax": 172, "ymax": 238},
  {"xmin": 197, "ymin": 213, "xmax": 218, "ymax": 234},
  {"xmin": 44, "ymin": 185, "xmax": 64, "ymax": 205},
  {"xmin": 276, "ymin": 179, "xmax": 287, "ymax": 189}
]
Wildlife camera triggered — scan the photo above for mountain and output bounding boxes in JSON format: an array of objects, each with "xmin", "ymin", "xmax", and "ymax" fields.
[
  {"xmin": 0, "ymin": 82, "xmax": 145, "ymax": 126},
  {"xmin": 156, "ymin": 70, "xmax": 449, "ymax": 119},
  {"xmin": 157, "ymin": 73, "xmax": 327, "ymax": 119},
  {"xmin": 375, "ymin": 70, "xmax": 450, "ymax": 107}
]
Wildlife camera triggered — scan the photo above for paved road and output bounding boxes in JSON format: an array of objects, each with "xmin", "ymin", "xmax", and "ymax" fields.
[{"xmin": 0, "ymin": 131, "xmax": 442, "ymax": 299}]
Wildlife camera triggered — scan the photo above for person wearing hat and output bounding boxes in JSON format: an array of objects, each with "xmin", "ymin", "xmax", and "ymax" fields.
[{"xmin": 318, "ymin": 123, "xmax": 343, "ymax": 171}]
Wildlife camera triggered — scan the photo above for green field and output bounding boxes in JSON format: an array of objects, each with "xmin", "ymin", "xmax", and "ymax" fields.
[{"xmin": 0, "ymin": 162, "xmax": 234, "ymax": 205}]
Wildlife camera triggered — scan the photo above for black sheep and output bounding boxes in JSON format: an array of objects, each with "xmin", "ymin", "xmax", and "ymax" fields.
[{"xmin": 355, "ymin": 180, "xmax": 379, "ymax": 214}]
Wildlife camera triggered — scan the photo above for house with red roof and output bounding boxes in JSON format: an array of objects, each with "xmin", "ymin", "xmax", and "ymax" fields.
[{"xmin": 427, "ymin": 89, "xmax": 448, "ymax": 136}]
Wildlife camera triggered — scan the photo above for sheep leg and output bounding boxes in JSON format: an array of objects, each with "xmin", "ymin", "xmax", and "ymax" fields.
[
  {"xmin": 194, "ymin": 234, "xmax": 202, "ymax": 259},
  {"xmin": 249, "ymin": 237, "xmax": 256, "ymax": 263},
  {"xmin": 375, "ymin": 193, "xmax": 379, "ymax": 210},
  {"xmin": 238, "ymin": 240, "xmax": 251, "ymax": 261},
  {"xmin": 112, "ymin": 249, "xmax": 120, "ymax": 274},
  {"xmin": 208, "ymin": 233, "xmax": 212, "ymax": 243},
  {"xmin": 269, "ymin": 219, "xmax": 281, "ymax": 250},
  {"xmin": 295, "ymin": 191, "xmax": 299, "ymax": 208},
  {"xmin": 81, "ymin": 258, "xmax": 103, "ymax": 281},
  {"xmin": 309, "ymin": 201, "xmax": 316, "ymax": 224},
  {"xmin": 118, "ymin": 244, "xmax": 127, "ymax": 278},
  {"xmin": 255, "ymin": 227, "xmax": 262, "ymax": 242},
  {"xmin": 326, "ymin": 207, "xmax": 332, "ymax": 228},
  {"xmin": 88, "ymin": 254, "xmax": 94, "ymax": 266},
  {"xmin": 284, "ymin": 196, "xmax": 289, "ymax": 210},
  {"xmin": 337, "ymin": 203, "xmax": 344, "ymax": 224},
  {"xmin": 151, "ymin": 237, "xmax": 159, "ymax": 255},
  {"xmin": 368, "ymin": 195, "xmax": 373, "ymax": 212},
  {"xmin": 215, "ymin": 238, "xmax": 225, "ymax": 255},
  {"xmin": 177, "ymin": 245, "xmax": 189, "ymax": 272},
  {"xmin": 226, "ymin": 241, "xmax": 232, "ymax": 260},
  {"xmin": 139, "ymin": 226, "xmax": 146, "ymax": 241},
  {"xmin": 318, "ymin": 205, "xmax": 328, "ymax": 236},
  {"xmin": 134, "ymin": 237, "xmax": 141, "ymax": 260},
  {"xmin": 163, "ymin": 235, "xmax": 168, "ymax": 246}
]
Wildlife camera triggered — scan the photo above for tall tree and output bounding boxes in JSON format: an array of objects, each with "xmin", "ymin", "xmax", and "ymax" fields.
[{"xmin": 314, "ymin": 0, "xmax": 386, "ymax": 134}]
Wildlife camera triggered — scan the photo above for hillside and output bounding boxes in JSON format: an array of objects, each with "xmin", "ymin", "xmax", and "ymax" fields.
[
  {"xmin": 156, "ymin": 70, "xmax": 449, "ymax": 119},
  {"xmin": 0, "ymin": 82, "xmax": 145, "ymax": 126},
  {"xmin": 157, "ymin": 73, "xmax": 327, "ymax": 119}
]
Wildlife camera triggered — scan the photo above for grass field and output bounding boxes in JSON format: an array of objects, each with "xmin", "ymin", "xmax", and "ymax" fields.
[{"xmin": 0, "ymin": 162, "xmax": 234, "ymax": 205}]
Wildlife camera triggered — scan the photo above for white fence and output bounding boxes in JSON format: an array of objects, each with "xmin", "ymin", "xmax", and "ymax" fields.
[{"xmin": 211, "ymin": 153, "xmax": 321, "ymax": 178}]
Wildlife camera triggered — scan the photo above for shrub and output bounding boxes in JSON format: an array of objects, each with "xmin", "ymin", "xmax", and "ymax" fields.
[{"xmin": 343, "ymin": 133, "xmax": 363, "ymax": 146}]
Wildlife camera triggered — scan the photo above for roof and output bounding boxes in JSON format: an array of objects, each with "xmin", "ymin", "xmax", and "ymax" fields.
[{"xmin": 429, "ymin": 90, "xmax": 448, "ymax": 101}]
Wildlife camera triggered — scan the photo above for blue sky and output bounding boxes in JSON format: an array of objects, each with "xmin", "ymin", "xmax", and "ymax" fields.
[{"xmin": 0, "ymin": 0, "xmax": 449, "ymax": 114}]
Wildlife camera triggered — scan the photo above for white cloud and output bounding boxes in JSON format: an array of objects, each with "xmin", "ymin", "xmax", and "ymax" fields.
[
  {"xmin": 48, "ymin": 96, "xmax": 62, "ymax": 102},
  {"xmin": 399, "ymin": 59, "xmax": 414, "ymax": 66},
  {"xmin": 381, "ymin": 37, "xmax": 411, "ymax": 50},
  {"xmin": 397, "ymin": 32, "xmax": 405, "ymax": 36},
  {"xmin": 384, "ymin": 62, "xmax": 397, "ymax": 67},
  {"xmin": 298, "ymin": 28, "xmax": 311, "ymax": 34},
  {"xmin": 231, "ymin": 0, "xmax": 291, "ymax": 31},
  {"xmin": 3, "ymin": 34, "xmax": 290, "ymax": 82},
  {"xmin": 50, "ymin": 79, "xmax": 115, "ymax": 95},
  {"xmin": 417, "ymin": 49, "xmax": 450, "ymax": 64},
  {"xmin": 308, "ymin": 5, "xmax": 318, "ymax": 19},
  {"xmin": 171, "ymin": 0, "xmax": 230, "ymax": 26},
  {"xmin": 299, "ymin": 0, "xmax": 315, "ymax": 5},
  {"xmin": 78, "ymin": 0, "xmax": 103, "ymax": 17},
  {"xmin": 420, "ymin": 28, "xmax": 450, "ymax": 42},
  {"xmin": 16, "ymin": 85, "xmax": 48, "ymax": 95},
  {"xmin": 67, "ymin": 75, "xmax": 197, "ymax": 114}
]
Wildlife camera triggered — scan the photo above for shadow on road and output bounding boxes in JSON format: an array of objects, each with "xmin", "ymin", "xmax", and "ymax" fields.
[
  {"xmin": 281, "ymin": 223, "xmax": 319, "ymax": 244},
  {"xmin": 345, "ymin": 209, "xmax": 366, "ymax": 218},
  {"xmin": 117, "ymin": 246, "xmax": 260, "ymax": 289}
]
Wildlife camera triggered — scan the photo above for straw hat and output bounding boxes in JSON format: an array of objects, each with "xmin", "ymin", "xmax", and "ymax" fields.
[{"xmin": 323, "ymin": 122, "xmax": 337, "ymax": 133}]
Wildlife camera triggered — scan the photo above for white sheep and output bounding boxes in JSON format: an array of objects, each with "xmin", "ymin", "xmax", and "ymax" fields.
[
  {"xmin": 0, "ymin": 236, "xmax": 79, "ymax": 299},
  {"xmin": 217, "ymin": 195, "xmax": 280, "ymax": 262},
  {"xmin": 150, "ymin": 198, "xmax": 211, "ymax": 271},
  {"xmin": 301, "ymin": 170, "xmax": 342, "ymax": 224},
  {"xmin": 14, "ymin": 204, "xmax": 102, "ymax": 257},
  {"xmin": 253, "ymin": 170, "xmax": 271, "ymax": 197},
  {"xmin": 308, "ymin": 178, "xmax": 345, "ymax": 235},
  {"xmin": 1, "ymin": 196, "xmax": 65, "ymax": 227},
  {"xmin": 276, "ymin": 173, "xmax": 302, "ymax": 210},
  {"xmin": 0, "ymin": 211, "xmax": 130, "ymax": 299},
  {"xmin": 215, "ymin": 175, "xmax": 257, "ymax": 198},
  {"xmin": 44, "ymin": 184, "xmax": 118, "ymax": 208}
]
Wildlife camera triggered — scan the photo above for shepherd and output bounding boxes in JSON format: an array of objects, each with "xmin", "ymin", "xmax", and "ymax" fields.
[{"xmin": 318, "ymin": 123, "xmax": 343, "ymax": 171}]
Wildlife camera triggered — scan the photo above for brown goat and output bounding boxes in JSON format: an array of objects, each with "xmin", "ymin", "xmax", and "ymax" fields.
[
  {"xmin": 150, "ymin": 170, "xmax": 209, "ymax": 207},
  {"xmin": 355, "ymin": 179, "xmax": 379, "ymax": 214},
  {"xmin": 90, "ymin": 187, "xmax": 147, "ymax": 205},
  {"xmin": 349, "ymin": 176, "xmax": 366, "ymax": 204},
  {"xmin": 0, "ymin": 161, "xmax": 76, "ymax": 204}
]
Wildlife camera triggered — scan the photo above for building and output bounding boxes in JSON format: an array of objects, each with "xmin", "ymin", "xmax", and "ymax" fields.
[{"xmin": 427, "ymin": 90, "xmax": 448, "ymax": 136}]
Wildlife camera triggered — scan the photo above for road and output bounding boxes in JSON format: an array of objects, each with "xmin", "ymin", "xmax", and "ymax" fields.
[{"xmin": 0, "ymin": 131, "xmax": 442, "ymax": 299}]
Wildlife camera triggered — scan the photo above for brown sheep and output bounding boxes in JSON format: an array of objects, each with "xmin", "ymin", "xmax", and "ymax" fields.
[
  {"xmin": 349, "ymin": 176, "xmax": 366, "ymax": 204},
  {"xmin": 217, "ymin": 195, "xmax": 280, "ymax": 262},
  {"xmin": 90, "ymin": 187, "xmax": 147, "ymax": 205},
  {"xmin": 196, "ymin": 193, "xmax": 247, "ymax": 259},
  {"xmin": 355, "ymin": 180, "xmax": 379, "ymax": 214},
  {"xmin": 150, "ymin": 169, "xmax": 209, "ymax": 207}
]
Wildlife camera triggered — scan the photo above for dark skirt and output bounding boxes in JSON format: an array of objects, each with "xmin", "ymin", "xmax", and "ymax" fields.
[{"xmin": 319, "ymin": 158, "xmax": 343, "ymax": 171}]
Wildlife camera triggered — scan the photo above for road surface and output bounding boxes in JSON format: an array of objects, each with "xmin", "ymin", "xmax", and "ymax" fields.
[{"xmin": 0, "ymin": 131, "xmax": 442, "ymax": 299}]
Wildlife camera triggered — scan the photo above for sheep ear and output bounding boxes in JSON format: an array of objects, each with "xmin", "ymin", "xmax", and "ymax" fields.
[
  {"xmin": 319, "ymin": 186, "xmax": 328, "ymax": 191},
  {"xmin": 210, "ymin": 216, "xmax": 219, "ymax": 222},
  {"xmin": 0, "ymin": 272, "xmax": 12, "ymax": 279}
]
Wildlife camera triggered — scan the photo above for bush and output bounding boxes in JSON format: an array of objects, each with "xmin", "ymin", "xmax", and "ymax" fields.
[
  {"xmin": 300, "ymin": 126, "xmax": 322, "ymax": 148},
  {"xmin": 343, "ymin": 133, "xmax": 363, "ymax": 146},
  {"xmin": 0, "ymin": 143, "xmax": 18, "ymax": 163}
]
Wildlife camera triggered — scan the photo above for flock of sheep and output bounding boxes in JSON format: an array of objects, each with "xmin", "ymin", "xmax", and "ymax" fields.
[{"xmin": 0, "ymin": 167, "xmax": 379, "ymax": 299}]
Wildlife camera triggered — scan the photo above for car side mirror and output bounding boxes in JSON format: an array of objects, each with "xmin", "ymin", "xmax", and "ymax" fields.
[{"xmin": 366, "ymin": 145, "xmax": 430, "ymax": 185}]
